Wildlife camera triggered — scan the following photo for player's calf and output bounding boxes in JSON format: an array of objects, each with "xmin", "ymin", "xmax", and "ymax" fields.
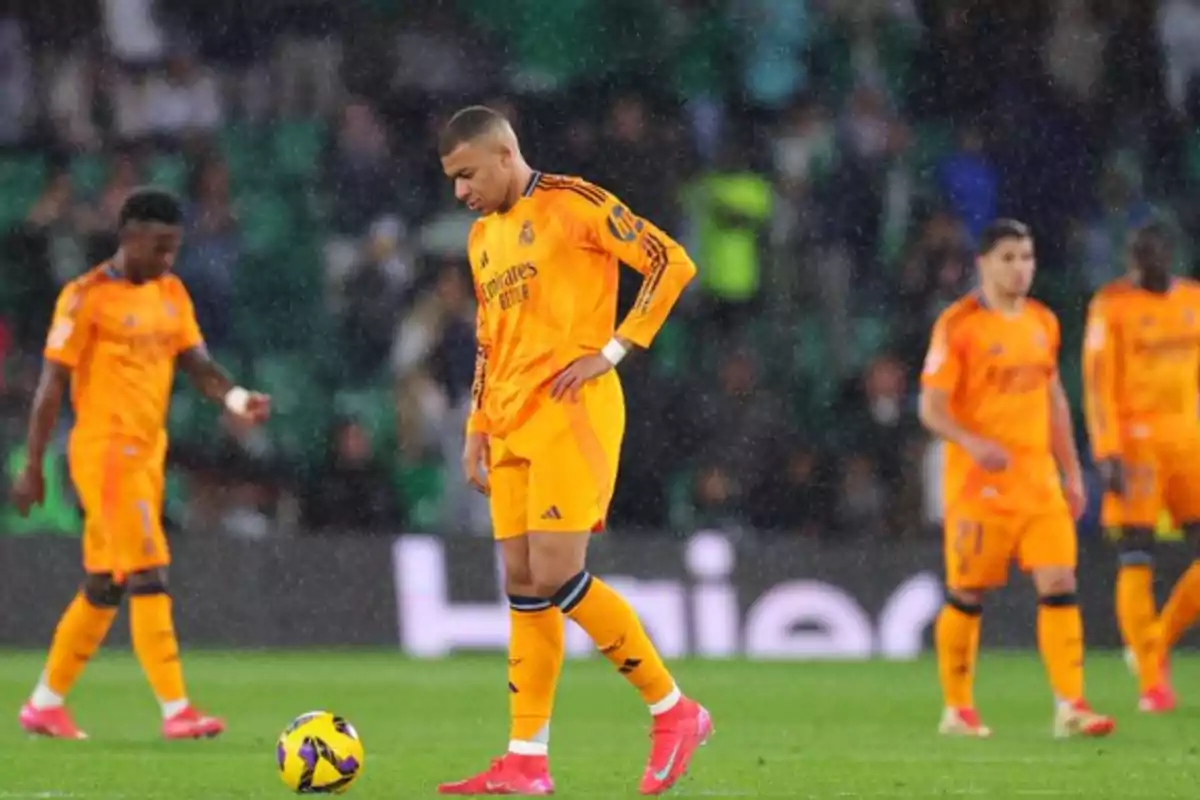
[
  {"xmin": 1159, "ymin": 524, "xmax": 1200, "ymax": 673},
  {"xmin": 1031, "ymin": 575, "xmax": 1117, "ymax": 737},
  {"xmin": 1113, "ymin": 527, "xmax": 1167, "ymax": 701},
  {"xmin": 126, "ymin": 567, "xmax": 223, "ymax": 738},
  {"xmin": 20, "ymin": 572, "xmax": 124, "ymax": 738},
  {"xmin": 935, "ymin": 589, "xmax": 986, "ymax": 733}
]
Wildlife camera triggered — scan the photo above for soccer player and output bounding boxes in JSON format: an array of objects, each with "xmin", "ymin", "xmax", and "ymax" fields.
[
  {"xmin": 919, "ymin": 219, "xmax": 1115, "ymax": 739},
  {"xmin": 1083, "ymin": 220, "xmax": 1200, "ymax": 713},
  {"xmin": 435, "ymin": 106, "xmax": 709, "ymax": 796},
  {"xmin": 11, "ymin": 188, "xmax": 271, "ymax": 740}
]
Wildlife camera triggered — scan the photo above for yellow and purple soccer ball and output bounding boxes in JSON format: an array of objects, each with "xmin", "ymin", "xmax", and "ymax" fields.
[{"xmin": 276, "ymin": 711, "xmax": 365, "ymax": 794}]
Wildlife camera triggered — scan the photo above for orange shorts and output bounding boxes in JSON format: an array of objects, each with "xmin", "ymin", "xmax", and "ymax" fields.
[
  {"xmin": 69, "ymin": 438, "xmax": 169, "ymax": 578},
  {"xmin": 1101, "ymin": 435, "xmax": 1200, "ymax": 529},
  {"xmin": 943, "ymin": 507, "xmax": 1077, "ymax": 590},
  {"xmin": 487, "ymin": 370, "xmax": 625, "ymax": 540}
]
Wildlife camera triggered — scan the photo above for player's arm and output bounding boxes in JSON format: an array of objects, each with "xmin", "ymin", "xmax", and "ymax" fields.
[
  {"xmin": 1049, "ymin": 373, "xmax": 1084, "ymax": 486},
  {"xmin": 917, "ymin": 315, "xmax": 1008, "ymax": 471},
  {"xmin": 588, "ymin": 190, "xmax": 698, "ymax": 354},
  {"xmin": 174, "ymin": 290, "xmax": 269, "ymax": 422},
  {"xmin": 1082, "ymin": 295, "xmax": 1123, "ymax": 493},
  {"xmin": 13, "ymin": 286, "xmax": 91, "ymax": 514},
  {"xmin": 463, "ymin": 242, "xmax": 491, "ymax": 493}
]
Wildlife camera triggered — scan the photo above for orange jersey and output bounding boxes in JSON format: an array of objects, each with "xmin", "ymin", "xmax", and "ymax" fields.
[
  {"xmin": 1083, "ymin": 277, "xmax": 1200, "ymax": 458},
  {"xmin": 43, "ymin": 263, "xmax": 204, "ymax": 453},
  {"xmin": 921, "ymin": 293, "xmax": 1066, "ymax": 515},
  {"xmin": 467, "ymin": 172, "xmax": 696, "ymax": 437}
]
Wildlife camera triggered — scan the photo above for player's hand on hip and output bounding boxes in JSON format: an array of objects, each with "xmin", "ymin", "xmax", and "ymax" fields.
[
  {"xmin": 463, "ymin": 432, "xmax": 490, "ymax": 495},
  {"xmin": 1096, "ymin": 456, "xmax": 1125, "ymax": 496},
  {"xmin": 1063, "ymin": 473, "xmax": 1087, "ymax": 520},
  {"xmin": 11, "ymin": 464, "xmax": 45, "ymax": 517},
  {"xmin": 964, "ymin": 435, "xmax": 1009, "ymax": 472},
  {"xmin": 550, "ymin": 353, "xmax": 612, "ymax": 402}
]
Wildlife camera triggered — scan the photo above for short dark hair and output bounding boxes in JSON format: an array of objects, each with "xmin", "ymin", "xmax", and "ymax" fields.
[
  {"xmin": 118, "ymin": 187, "xmax": 183, "ymax": 228},
  {"xmin": 437, "ymin": 105, "xmax": 509, "ymax": 157},
  {"xmin": 977, "ymin": 218, "xmax": 1031, "ymax": 255},
  {"xmin": 1130, "ymin": 218, "xmax": 1174, "ymax": 265},
  {"xmin": 1131, "ymin": 218, "xmax": 1172, "ymax": 252}
]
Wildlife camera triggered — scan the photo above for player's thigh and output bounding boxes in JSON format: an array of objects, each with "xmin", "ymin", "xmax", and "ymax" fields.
[
  {"xmin": 1017, "ymin": 510, "xmax": 1078, "ymax": 575},
  {"xmin": 487, "ymin": 434, "xmax": 531, "ymax": 541},
  {"xmin": 75, "ymin": 461, "xmax": 169, "ymax": 579},
  {"xmin": 943, "ymin": 510, "xmax": 1018, "ymax": 590},
  {"xmin": 1162, "ymin": 438, "xmax": 1200, "ymax": 526},
  {"xmin": 1101, "ymin": 442, "xmax": 1161, "ymax": 530},
  {"xmin": 523, "ymin": 371, "xmax": 626, "ymax": 534}
]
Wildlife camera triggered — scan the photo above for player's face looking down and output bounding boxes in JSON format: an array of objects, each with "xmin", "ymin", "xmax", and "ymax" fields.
[
  {"xmin": 120, "ymin": 221, "xmax": 182, "ymax": 281},
  {"xmin": 442, "ymin": 137, "xmax": 515, "ymax": 215},
  {"xmin": 978, "ymin": 236, "xmax": 1034, "ymax": 299},
  {"xmin": 1129, "ymin": 228, "xmax": 1173, "ymax": 292}
]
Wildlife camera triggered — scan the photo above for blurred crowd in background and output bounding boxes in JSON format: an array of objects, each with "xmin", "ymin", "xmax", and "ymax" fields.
[{"xmin": 1, "ymin": 0, "xmax": 1198, "ymax": 541}]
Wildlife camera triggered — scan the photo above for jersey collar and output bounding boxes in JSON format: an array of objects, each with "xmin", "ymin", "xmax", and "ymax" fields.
[{"xmin": 522, "ymin": 170, "xmax": 543, "ymax": 197}]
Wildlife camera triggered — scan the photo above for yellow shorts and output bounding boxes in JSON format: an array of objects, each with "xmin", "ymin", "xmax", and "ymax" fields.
[
  {"xmin": 70, "ymin": 439, "xmax": 169, "ymax": 578},
  {"xmin": 943, "ymin": 507, "xmax": 1077, "ymax": 590},
  {"xmin": 1101, "ymin": 436, "xmax": 1200, "ymax": 529},
  {"xmin": 488, "ymin": 371, "xmax": 625, "ymax": 540}
]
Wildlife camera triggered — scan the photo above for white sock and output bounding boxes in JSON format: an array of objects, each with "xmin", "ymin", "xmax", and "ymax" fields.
[
  {"xmin": 508, "ymin": 739, "xmax": 549, "ymax": 756},
  {"xmin": 649, "ymin": 684, "xmax": 682, "ymax": 716},
  {"xmin": 30, "ymin": 676, "xmax": 64, "ymax": 710},
  {"xmin": 161, "ymin": 698, "xmax": 189, "ymax": 719}
]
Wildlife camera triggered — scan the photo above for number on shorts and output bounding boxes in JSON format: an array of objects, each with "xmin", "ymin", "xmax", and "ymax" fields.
[{"xmin": 954, "ymin": 520, "xmax": 984, "ymax": 575}]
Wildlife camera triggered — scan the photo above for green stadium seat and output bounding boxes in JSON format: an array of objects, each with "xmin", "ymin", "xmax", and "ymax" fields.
[
  {"xmin": 853, "ymin": 315, "xmax": 891, "ymax": 365},
  {"xmin": 237, "ymin": 192, "xmax": 295, "ymax": 257},
  {"xmin": 0, "ymin": 155, "xmax": 44, "ymax": 228},
  {"xmin": 272, "ymin": 120, "xmax": 327, "ymax": 182},
  {"xmin": 145, "ymin": 154, "xmax": 187, "ymax": 194},
  {"xmin": 70, "ymin": 154, "xmax": 108, "ymax": 195},
  {"xmin": 392, "ymin": 462, "xmax": 443, "ymax": 530},
  {"xmin": 163, "ymin": 467, "xmax": 189, "ymax": 527},
  {"xmin": 908, "ymin": 122, "xmax": 955, "ymax": 183},
  {"xmin": 250, "ymin": 352, "xmax": 331, "ymax": 473},
  {"xmin": 333, "ymin": 386, "xmax": 397, "ymax": 448}
]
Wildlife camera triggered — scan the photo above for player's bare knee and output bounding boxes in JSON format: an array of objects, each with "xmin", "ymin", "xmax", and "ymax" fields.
[
  {"xmin": 527, "ymin": 531, "xmax": 589, "ymax": 597},
  {"xmin": 82, "ymin": 572, "xmax": 124, "ymax": 608},
  {"xmin": 1116, "ymin": 526, "xmax": 1156, "ymax": 567},
  {"xmin": 1032, "ymin": 567, "xmax": 1077, "ymax": 599},
  {"xmin": 126, "ymin": 566, "xmax": 169, "ymax": 595},
  {"xmin": 499, "ymin": 537, "xmax": 535, "ymax": 591},
  {"xmin": 946, "ymin": 587, "xmax": 985, "ymax": 610}
]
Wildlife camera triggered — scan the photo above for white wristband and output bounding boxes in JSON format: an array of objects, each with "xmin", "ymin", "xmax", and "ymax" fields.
[
  {"xmin": 601, "ymin": 338, "xmax": 628, "ymax": 366},
  {"xmin": 224, "ymin": 387, "xmax": 250, "ymax": 415}
]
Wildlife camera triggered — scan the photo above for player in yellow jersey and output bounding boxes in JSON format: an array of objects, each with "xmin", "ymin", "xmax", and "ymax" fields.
[
  {"xmin": 11, "ymin": 188, "xmax": 271, "ymax": 740},
  {"xmin": 920, "ymin": 220, "xmax": 1114, "ymax": 739},
  {"xmin": 1084, "ymin": 221, "xmax": 1200, "ymax": 712},
  {"xmin": 434, "ymin": 106, "xmax": 708, "ymax": 796}
]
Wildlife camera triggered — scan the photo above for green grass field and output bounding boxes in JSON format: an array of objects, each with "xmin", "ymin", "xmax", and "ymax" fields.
[{"xmin": 0, "ymin": 650, "xmax": 1198, "ymax": 798}]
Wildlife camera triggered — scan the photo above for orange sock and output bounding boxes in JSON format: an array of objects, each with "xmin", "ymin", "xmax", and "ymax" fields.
[
  {"xmin": 1037, "ymin": 594, "xmax": 1084, "ymax": 703},
  {"xmin": 1115, "ymin": 563, "xmax": 1161, "ymax": 691},
  {"xmin": 40, "ymin": 592, "xmax": 118, "ymax": 700},
  {"xmin": 553, "ymin": 572, "xmax": 677, "ymax": 709},
  {"xmin": 1160, "ymin": 561, "xmax": 1200, "ymax": 650},
  {"xmin": 507, "ymin": 597, "xmax": 565, "ymax": 749},
  {"xmin": 935, "ymin": 600, "xmax": 982, "ymax": 709},
  {"xmin": 130, "ymin": 593, "xmax": 186, "ymax": 706}
]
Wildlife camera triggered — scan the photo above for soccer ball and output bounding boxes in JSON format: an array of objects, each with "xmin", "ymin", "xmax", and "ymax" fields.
[{"xmin": 276, "ymin": 711, "xmax": 365, "ymax": 794}]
